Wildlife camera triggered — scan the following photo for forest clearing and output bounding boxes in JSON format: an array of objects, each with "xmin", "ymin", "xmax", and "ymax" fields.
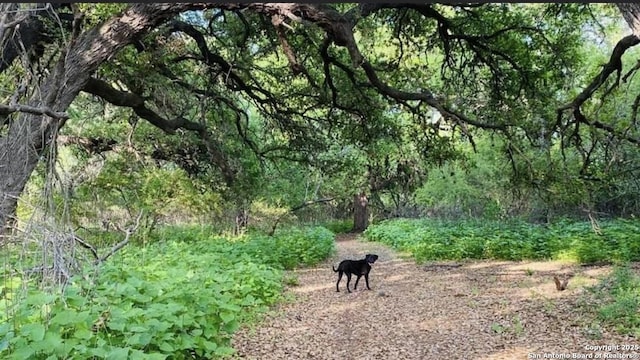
[{"xmin": 2, "ymin": 3, "xmax": 640, "ymax": 359}]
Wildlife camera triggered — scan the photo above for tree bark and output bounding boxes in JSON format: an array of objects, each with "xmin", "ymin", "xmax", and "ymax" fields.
[
  {"xmin": 352, "ymin": 192, "xmax": 369, "ymax": 232},
  {"xmin": 617, "ymin": 3, "xmax": 640, "ymax": 36},
  {"xmin": 0, "ymin": 4, "xmax": 206, "ymax": 232}
]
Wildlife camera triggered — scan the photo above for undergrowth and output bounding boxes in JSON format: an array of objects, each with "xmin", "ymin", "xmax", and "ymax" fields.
[
  {"xmin": 588, "ymin": 266, "xmax": 640, "ymax": 336},
  {"xmin": 0, "ymin": 225, "xmax": 335, "ymax": 359},
  {"xmin": 317, "ymin": 219, "xmax": 353, "ymax": 234},
  {"xmin": 363, "ymin": 218, "xmax": 640, "ymax": 264}
]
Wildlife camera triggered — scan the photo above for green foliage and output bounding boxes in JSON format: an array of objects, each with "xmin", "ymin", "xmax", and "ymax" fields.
[
  {"xmin": 0, "ymin": 226, "xmax": 335, "ymax": 359},
  {"xmin": 151, "ymin": 225, "xmax": 336, "ymax": 271},
  {"xmin": 363, "ymin": 218, "xmax": 640, "ymax": 264},
  {"xmin": 415, "ymin": 136, "xmax": 509, "ymax": 219},
  {"xmin": 319, "ymin": 219, "xmax": 353, "ymax": 234},
  {"xmin": 73, "ymin": 152, "xmax": 223, "ymax": 225},
  {"xmin": 28, "ymin": 3, "xmax": 639, "ymax": 234},
  {"xmin": 592, "ymin": 266, "xmax": 640, "ymax": 336},
  {"xmin": 243, "ymin": 227, "xmax": 337, "ymax": 270}
]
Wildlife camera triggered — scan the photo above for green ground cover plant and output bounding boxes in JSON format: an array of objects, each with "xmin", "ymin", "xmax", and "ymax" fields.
[
  {"xmin": 365, "ymin": 218, "xmax": 640, "ymax": 337},
  {"xmin": 589, "ymin": 265, "xmax": 640, "ymax": 336},
  {"xmin": 317, "ymin": 219, "xmax": 353, "ymax": 235},
  {"xmin": 0, "ymin": 226, "xmax": 335, "ymax": 359},
  {"xmin": 363, "ymin": 218, "xmax": 640, "ymax": 263}
]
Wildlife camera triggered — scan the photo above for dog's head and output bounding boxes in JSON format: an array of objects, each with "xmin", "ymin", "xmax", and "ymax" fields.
[{"xmin": 365, "ymin": 254, "xmax": 379, "ymax": 264}]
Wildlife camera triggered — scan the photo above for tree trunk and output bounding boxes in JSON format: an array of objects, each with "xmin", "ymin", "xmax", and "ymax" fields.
[
  {"xmin": 234, "ymin": 208, "xmax": 249, "ymax": 235},
  {"xmin": 617, "ymin": 3, "xmax": 640, "ymax": 36},
  {"xmin": 352, "ymin": 192, "xmax": 369, "ymax": 232},
  {"xmin": 0, "ymin": 4, "xmax": 202, "ymax": 232}
]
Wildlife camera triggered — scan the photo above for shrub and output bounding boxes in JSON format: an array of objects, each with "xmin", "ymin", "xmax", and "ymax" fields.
[
  {"xmin": 593, "ymin": 266, "xmax": 640, "ymax": 336},
  {"xmin": 0, "ymin": 225, "xmax": 335, "ymax": 359},
  {"xmin": 319, "ymin": 219, "xmax": 353, "ymax": 234},
  {"xmin": 363, "ymin": 218, "xmax": 640, "ymax": 264}
]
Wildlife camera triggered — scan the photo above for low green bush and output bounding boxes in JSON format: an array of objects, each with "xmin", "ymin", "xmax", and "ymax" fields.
[
  {"xmin": 363, "ymin": 218, "xmax": 640, "ymax": 264},
  {"xmin": 319, "ymin": 219, "xmax": 353, "ymax": 234},
  {"xmin": 0, "ymin": 225, "xmax": 335, "ymax": 359},
  {"xmin": 243, "ymin": 226, "xmax": 336, "ymax": 270},
  {"xmin": 592, "ymin": 266, "xmax": 640, "ymax": 336}
]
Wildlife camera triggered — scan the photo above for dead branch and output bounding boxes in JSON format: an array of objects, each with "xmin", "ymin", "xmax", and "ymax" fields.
[
  {"xmin": 0, "ymin": 103, "xmax": 69, "ymax": 119},
  {"xmin": 587, "ymin": 212, "xmax": 602, "ymax": 235},
  {"xmin": 71, "ymin": 234, "xmax": 98, "ymax": 260},
  {"xmin": 96, "ymin": 211, "xmax": 143, "ymax": 264},
  {"xmin": 268, "ymin": 198, "xmax": 335, "ymax": 236}
]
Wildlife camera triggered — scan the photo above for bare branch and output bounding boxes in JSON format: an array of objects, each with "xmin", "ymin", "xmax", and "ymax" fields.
[
  {"xmin": 268, "ymin": 198, "xmax": 335, "ymax": 236},
  {"xmin": 0, "ymin": 103, "xmax": 69, "ymax": 119},
  {"xmin": 71, "ymin": 234, "xmax": 98, "ymax": 260},
  {"xmin": 96, "ymin": 211, "xmax": 143, "ymax": 264}
]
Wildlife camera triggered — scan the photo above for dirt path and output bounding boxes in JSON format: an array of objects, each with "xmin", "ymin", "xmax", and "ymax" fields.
[{"xmin": 231, "ymin": 234, "xmax": 637, "ymax": 359}]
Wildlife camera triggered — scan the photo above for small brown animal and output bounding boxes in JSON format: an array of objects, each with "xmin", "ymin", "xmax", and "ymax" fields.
[{"xmin": 553, "ymin": 275, "xmax": 570, "ymax": 291}]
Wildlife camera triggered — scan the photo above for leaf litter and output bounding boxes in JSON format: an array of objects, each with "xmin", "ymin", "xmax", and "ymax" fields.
[{"xmin": 231, "ymin": 234, "xmax": 638, "ymax": 359}]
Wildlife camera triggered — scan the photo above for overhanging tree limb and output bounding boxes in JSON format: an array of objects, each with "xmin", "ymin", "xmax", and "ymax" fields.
[
  {"xmin": 96, "ymin": 210, "xmax": 143, "ymax": 264},
  {"xmin": 1, "ymin": 3, "xmax": 222, "ymax": 230},
  {"xmin": 556, "ymin": 34, "xmax": 640, "ymax": 144},
  {"xmin": 259, "ymin": 3, "xmax": 509, "ymax": 132},
  {"xmin": 552, "ymin": 4, "xmax": 640, "ymax": 146},
  {"xmin": 82, "ymin": 77, "xmax": 237, "ymax": 184},
  {"xmin": 558, "ymin": 35, "xmax": 640, "ymax": 114}
]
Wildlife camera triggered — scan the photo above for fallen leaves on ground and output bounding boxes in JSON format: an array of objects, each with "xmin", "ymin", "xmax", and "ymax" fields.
[{"xmin": 231, "ymin": 234, "xmax": 638, "ymax": 359}]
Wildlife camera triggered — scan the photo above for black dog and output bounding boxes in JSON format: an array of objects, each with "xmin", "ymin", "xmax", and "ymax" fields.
[{"xmin": 332, "ymin": 254, "xmax": 378, "ymax": 293}]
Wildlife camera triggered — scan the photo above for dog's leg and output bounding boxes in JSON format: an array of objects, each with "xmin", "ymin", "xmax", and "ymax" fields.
[
  {"xmin": 364, "ymin": 273, "xmax": 371, "ymax": 290},
  {"xmin": 336, "ymin": 271, "xmax": 343, "ymax": 292},
  {"xmin": 353, "ymin": 274, "xmax": 362, "ymax": 290},
  {"xmin": 345, "ymin": 273, "xmax": 352, "ymax": 293}
]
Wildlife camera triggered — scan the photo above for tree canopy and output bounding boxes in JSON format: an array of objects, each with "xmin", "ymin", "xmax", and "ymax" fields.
[{"xmin": 2, "ymin": 3, "xmax": 640, "ymax": 232}]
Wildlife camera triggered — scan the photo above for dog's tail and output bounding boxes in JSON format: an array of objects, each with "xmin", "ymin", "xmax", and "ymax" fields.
[{"xmin": 332, "ymin": 265, "xmax": 338, "ymax": 272}]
